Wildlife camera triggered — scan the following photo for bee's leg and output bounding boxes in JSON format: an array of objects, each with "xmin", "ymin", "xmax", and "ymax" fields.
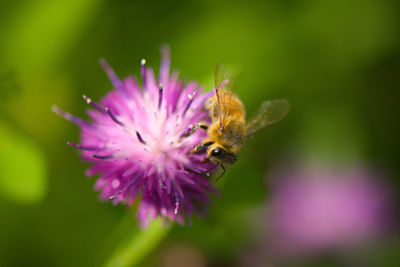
[
  {"xmin": 201, "ymin": 163, "xmax": 218, "ymax": 176},
  {"xmin": 180, "ymin": 122, "xmax": 208, "ymax": 139},
  {"xmin": 216, "ymin": 164, "xmax": 226, "ymax": 181},
  {"xmin": 191, "ymin": 141, "xmax": 214, "ymax": 154}
]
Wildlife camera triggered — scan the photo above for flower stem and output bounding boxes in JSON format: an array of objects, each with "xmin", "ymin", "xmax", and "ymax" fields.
[{"xmin": 103, "ymin": 218, "xmax": 170, "ymax": 267}]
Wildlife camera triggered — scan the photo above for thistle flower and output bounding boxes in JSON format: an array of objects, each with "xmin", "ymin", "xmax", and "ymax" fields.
[
  {"xmin": 267, "ymin": 166, "xmax": 393, "ymax": 256},
  {"xmin": 239, "ymin": 165, "xmax": 394, "ymax": 266},
  {"xmin": 53, "ymin": 47, "xmax": 217, "ymax": 227}
]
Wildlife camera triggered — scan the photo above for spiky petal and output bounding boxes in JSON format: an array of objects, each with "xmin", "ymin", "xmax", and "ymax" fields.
[{"xmin": 55, "ymin": 47, "xmax": 217, "ymax": 227}]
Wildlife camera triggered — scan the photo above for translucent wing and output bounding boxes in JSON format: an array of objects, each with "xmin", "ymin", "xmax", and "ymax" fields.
[
  {"xmin": 213, "ymin": 63, "xmax": 234, "ymax": 131},
  {"xmin": 214, "ymin": 63, "xmax": 234, "ymax": 92},
  {"xmin": 245, "ymin": 99, "xmax": 290, "ymax": 136}
]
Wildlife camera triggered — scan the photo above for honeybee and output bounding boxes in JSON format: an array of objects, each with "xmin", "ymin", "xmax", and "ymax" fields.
[{"xmin": 185, "ymin": 63, "xmax": 289, "ymax": 178}]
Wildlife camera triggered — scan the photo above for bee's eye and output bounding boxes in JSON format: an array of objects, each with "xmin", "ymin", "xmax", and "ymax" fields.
[{"xmin": 211, "ymin": 148, "xmax": 223, "ymax": 156}]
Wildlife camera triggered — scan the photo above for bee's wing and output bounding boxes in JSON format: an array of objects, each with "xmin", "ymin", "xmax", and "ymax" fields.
[
  {"xmin": 214, "ymin": 63, "xmax": 234, "ymax": 131},
  {"xmin": 245, "ymin": 99, "xmax": 290, "ymax": 137},
  {"xmin": 214, "ymin": 63, "xmax": 234, "ymax": 92}
]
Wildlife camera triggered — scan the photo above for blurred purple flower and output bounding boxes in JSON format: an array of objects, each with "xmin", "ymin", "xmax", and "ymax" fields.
[
  {"xmin": 267, "ymin": 166, "xmax": 393, "ymax": 256},
  {"xmin": 53, "ymin": 47, "xmax": 217, "ymax": 227}
]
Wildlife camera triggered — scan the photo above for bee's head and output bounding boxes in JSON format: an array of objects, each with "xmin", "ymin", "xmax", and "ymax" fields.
[{"xmin": 207, "ymin": 145, "xmax": 237, "ymax": 165}]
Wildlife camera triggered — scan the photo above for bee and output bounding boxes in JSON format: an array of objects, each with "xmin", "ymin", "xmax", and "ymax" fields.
[{"xmin": 184, "ymin": 63, "xmax": 289, "ymax": 178}]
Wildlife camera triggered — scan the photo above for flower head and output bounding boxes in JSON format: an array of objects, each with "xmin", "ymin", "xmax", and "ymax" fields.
[
  {"xmin": 54, "ymin": 47, "xmax": 217, "ymax": 227},
  {"xmin": 267, "ymin": 166, "xmax": 393, "ymax": 256}
]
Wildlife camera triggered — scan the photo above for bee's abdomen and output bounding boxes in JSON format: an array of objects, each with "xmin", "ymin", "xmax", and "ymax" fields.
[{"xmin": 207, "ymin": 91, "xmax": 245, "ymax": 123}]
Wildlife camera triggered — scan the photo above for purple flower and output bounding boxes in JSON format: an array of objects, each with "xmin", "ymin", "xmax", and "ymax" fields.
[
  {"xmin": 53, "ymin": 47, "xmax": 217, "ymax": 227},
  {"xmin": 267, "ymin": 166, "xmax": 393, "ymax": 257}
]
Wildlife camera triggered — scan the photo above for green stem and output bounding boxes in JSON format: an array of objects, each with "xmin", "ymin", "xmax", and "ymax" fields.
[{"xmin": 104, "ymin": 218, "xmax": 171, "ymax": 267}]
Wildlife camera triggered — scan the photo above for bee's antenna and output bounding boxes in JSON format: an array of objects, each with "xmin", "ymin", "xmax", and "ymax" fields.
[{"xmin": 201, "ymin": 163, "xmax": 218, "ymax": 176}]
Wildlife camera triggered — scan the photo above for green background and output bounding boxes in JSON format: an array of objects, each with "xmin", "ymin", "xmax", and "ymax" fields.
[{"xmin": 0, "ymin": 0, "xmax": 399, "ymax": 266}]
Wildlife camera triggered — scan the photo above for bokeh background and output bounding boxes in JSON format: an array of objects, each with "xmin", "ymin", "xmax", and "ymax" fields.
[{"xmin": 1, "ymin": 0, "xmax": 399, "ymax": 266}]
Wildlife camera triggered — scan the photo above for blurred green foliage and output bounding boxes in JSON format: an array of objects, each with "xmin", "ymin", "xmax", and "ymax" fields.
[
  {"xmin": 0, "ymin": 120, "xmax": 47, "ymax": 203},
  {"xmin": 0, "ymin": 0, "xmax": 399, "ymax": 266}
]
